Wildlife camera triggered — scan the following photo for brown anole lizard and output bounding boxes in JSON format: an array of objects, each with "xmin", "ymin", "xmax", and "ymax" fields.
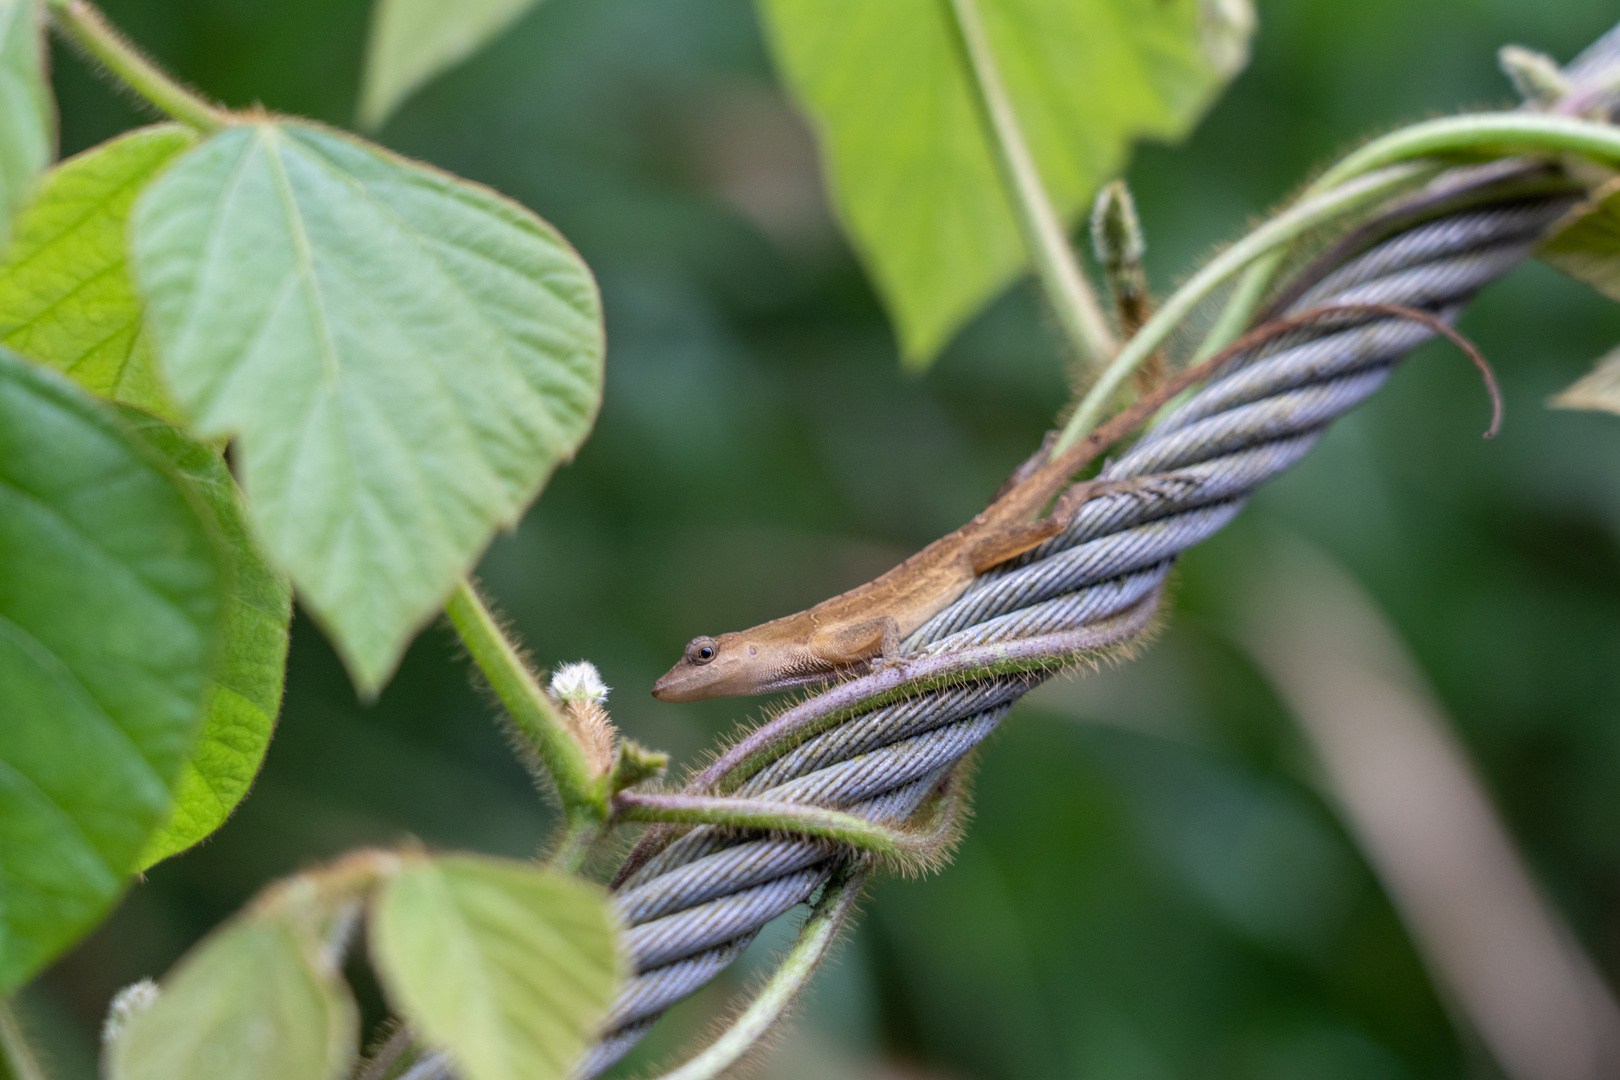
[{"xmin": 652, "ymin": 303, "xmax": 1494, "ymax": 702}]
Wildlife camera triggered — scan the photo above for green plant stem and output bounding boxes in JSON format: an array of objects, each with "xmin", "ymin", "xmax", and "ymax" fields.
[
  {"xmin": 1060, "ymin": 111, "xmax": 1620, "ymax": 452},
  {"xmin": 942, "ymin": 0, "xmax": 1118, "ymax": 371},
  {"xmin": 1197, "ymin": 112, "xmax": 1620, "ymax": 361},
  {"xmin": 0, "ymin": 1000, "xmax": 47, "ymax": 1080},
  {"xmin": 44, "ymin": 0, "xmax": 229, "ymax": 133},
  {"xmin": 548, "ymin": 811, "xmax": 608, "ymax": 876},
  {"xmin": 651, "ymin": 867, "xmax": 866, "ymax": 1080},
  {"xmin": 355, "ymin": 1026, "xmax": 417, "ymax": 1080},
  {"xmin": 615, "ymin": 792, "xmax": 932, "ymax": 861},
  {"xmin": 1194, "ymin": 249, "xmax": 1287, "ymax": 366},
  {"xmin": 445, "ymin": 580, "xmax": 607, "ymax": 820},
  {"xmin": 1054, "ymin": 161, "xmax": 1437, "ymax": 451},
  {"xmin": 1311, "ymin": 112, "xmax": 1620, "ymax": 192}
]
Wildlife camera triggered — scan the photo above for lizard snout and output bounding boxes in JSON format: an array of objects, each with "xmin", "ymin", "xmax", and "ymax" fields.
[
  {"xmin": 652, "ymin": 655, "xmax": 718, "ymax": 702},
  {"xmin": 651, "ymin": 665, "xmax": 694, "ymax": 702}
]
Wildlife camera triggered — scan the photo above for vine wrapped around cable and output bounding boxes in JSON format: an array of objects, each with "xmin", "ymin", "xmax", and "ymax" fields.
[{"xmin": 570, "ymin": 177, "xmax": 1585, "ymax": 1080}]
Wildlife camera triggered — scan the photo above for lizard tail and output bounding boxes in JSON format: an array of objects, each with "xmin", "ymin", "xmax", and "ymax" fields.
[{"xmin": 1010, "ymin": 301, "xmax": 1501, "ymax": 515}]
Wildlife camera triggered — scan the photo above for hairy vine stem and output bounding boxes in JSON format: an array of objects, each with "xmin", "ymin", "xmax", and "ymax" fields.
[
  {"xmin": 651, "ymin": 867, "xmax": 867, "ymax": 1080},
  {"xmin": 444, "ymin": 581, "xmax": 612, "ymax": 839},
  {"xmin": 43, "ymin": 0, "xmax": 230, "ymax": 132},
  {"xmin": 616, "ymin": 792, "xmax": 951, "ymax": 867},
  {"xmin": 1195, "ymin": 111, "xmax": 1620, "ymax": 366},
  {"xmin": 354, "ymin": 1027, "xmax": 416, "ymax": 1080},
  {"xmin": 1062, "ymin": 110, "xmax": 1620, "ymax": 452}
]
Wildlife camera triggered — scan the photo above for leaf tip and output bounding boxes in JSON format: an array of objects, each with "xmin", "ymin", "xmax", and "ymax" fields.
[
  {"xmin": 1549, "ymin": 345, "xmax": 1620, "ymax": 417},
  {"xmin": 895, "ymin": 319, "xmax": 948, "ymax": 374},
  {"xmin": 320, "ymin": 608, "xmax": 417, "ymax": 703},
  {"xmin": 1548, "ymin": 387, "xmax": 1620, "ymax": 417},
  {"xmin": 1199, "ymin": 0, "xmax": 1256, "ymax": 79}
]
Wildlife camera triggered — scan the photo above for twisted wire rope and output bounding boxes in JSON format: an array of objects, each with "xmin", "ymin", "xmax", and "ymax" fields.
[{"xmin": 574, "ymin": 190, "xmax": 1579, "ymax": 1077}]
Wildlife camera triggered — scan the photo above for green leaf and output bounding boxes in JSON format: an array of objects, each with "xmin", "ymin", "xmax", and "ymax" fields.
[
  {"xmin": 0, "ymin": 0, "xmax": 53, "ymax": 246},
  {"xmin": 1550, "ymin": 343, "xmax": 1620, "ymax": 417},
  {"xmin": 359, "ymin": 0, "xmax": 543, "ymax": 131},
  {"xmin": 0, "ymin": 125, "xmax": 196, "ymax": 419},
  {"xmin": 370, "ymin": 854, "xmax": 622, "ymax": 1080},
  {"xmin": 0, "ymin": 349, "xmax": 224, "ymax": 991},
  {"xmin": 120, "ymin": 410, "xmax": 292, "ymax": 869},
  {"xmin": 107, "ymin": 911, "xmax": 358, "ymax": 1080},
  {"xmin": 758, "ymin": 0, "xmax": 1254, "ymax": 366},
  {"xmin": 131, "ymin": 122, "xmax": 604, "ymax": 693},
  {"xmin": 1540, "ymin": 177, "xmax": 1620, "ymax": 302}
]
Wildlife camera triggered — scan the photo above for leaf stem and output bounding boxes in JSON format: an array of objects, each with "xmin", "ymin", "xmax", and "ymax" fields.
[
  {"xmin": 615, "ymin": 791, "xmax": 937, "ymax": 862},
  {"xmin": 43, "ymin": 0, "xmax": 229, "ymax": 133},
  {"xmin": 649, "ymin": 866, "xmax": 866, "ymax": 1080},
  {"xmin": 942, "ymin": 0, "xmax": 1118, "ymax": 371},
  {"xmin": 0, "ymin": 999, "xmax": 48, "ymax": 1080},
  {"xmin": 445, "ymin": 580, "xmax": 608, "ymax": 821},
  {"xmin": 1052, "ymin": 161, "xmax": 1438, "ymax": 452}
]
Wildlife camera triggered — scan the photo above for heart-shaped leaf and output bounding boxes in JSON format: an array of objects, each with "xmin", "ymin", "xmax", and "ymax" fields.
[
  {"xmin": 131, "ymin": 122, "xmax": 604, "ymax": 693},
  {"xmin": 359, "ymin": 0, "xmax": 545, "ymax": 131},
  {"xmin": 0, "ymin": 0, "xmax": 53, "ymax": 245},
  {"xmin": 758, "ymin": 0, "xmax": 1254, "ymax": 366},
  {"xmin": 0, "ymin": 125, "xmax": 196, "ymax": 419},
  {"xmin": 371, "ymin": 854, "xmax": 622, "ymax": 1080},
  {"xmin": 107, "ymin": 909, "xmax": 358, "ymax": 1080},
  {"xmin": 120, "ymin": 410, "xmax": 292, "ymax": 870},
  {"xmin": 0, "ymin": 350, "xmax": 224, "ymax": 990}
]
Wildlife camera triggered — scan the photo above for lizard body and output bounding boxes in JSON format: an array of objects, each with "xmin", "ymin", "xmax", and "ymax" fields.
[
  {"xmin": 652, "ymin": 303, "xmax": 1489, "ymax": 703},
  {"xmin": 651, "ymin": 454, "xmax": 1120, "ymax": 702},
  {"xmin": 649, "ymin": 369, "xmax": 1182, "ymax": 702}
]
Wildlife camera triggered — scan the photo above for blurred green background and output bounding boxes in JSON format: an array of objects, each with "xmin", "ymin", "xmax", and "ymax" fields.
[{"xmin": 24, "ymin": 1, "xmax": 1620, "ymax": 1077}]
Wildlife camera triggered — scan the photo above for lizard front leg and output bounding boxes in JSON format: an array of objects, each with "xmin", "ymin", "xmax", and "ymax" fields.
[{"xmin": 809, "ymin": 615, "xmax": 902, "ymax": 665}]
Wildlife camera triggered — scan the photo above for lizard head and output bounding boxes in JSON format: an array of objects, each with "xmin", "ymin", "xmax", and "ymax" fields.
[
  {"xmin": 651, "ymin": 633, "xmax": 752, "ymax": 702},
  {"xmin": 652, "ymin": 631, "xmax": 824, "ymax": 702}
]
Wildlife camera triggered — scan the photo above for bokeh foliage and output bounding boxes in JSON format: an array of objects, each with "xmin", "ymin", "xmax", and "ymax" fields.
[{"xmin": 22, "ymin": 1, "xmax": 1620, "ymax": 1078}]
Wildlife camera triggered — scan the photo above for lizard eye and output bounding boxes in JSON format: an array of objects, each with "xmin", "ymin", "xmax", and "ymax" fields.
[{"xmin": 686, "ymin": 636, "xmax": 718, "ymax": 665}]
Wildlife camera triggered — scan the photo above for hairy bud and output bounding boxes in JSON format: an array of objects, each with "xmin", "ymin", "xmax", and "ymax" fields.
[
  {"xmin": 548, "ymin": 660, "xmax": 616, "ymax": 778},
  {"xmin": 1090, "ymin": 179, "xmax": 1145, "ymax": 271},
  {"xmin": 1500, "ymin": 45, "xmax": 1570, "ymax": 107},
  {"xmin": 102, "ymin": 979, "xmax": 160, "ymax": 1046},
  {"xmin": 550, "ymin": 660, "xmax": 611, "ymax": 704}
]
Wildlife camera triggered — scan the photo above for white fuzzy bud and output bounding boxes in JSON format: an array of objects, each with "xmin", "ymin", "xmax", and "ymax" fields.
[
  {"xmin": 550, "ymin": 660, "xmax": 610, "ymax": 705},
  {"xmin": 102, "ymin": 979, "xmax": 160, "ymax": 1045}
]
